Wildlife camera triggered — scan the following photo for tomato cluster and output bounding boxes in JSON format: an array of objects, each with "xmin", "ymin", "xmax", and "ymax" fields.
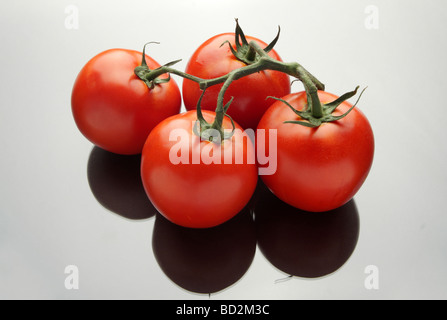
[{"xmin": 72, "ymin": 21, "xmax": 374, "ymax": 229}]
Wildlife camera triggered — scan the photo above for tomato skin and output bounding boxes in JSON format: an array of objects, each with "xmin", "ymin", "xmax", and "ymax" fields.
[
  {"xmin": 141, "ymin": 110, "xmax": 258, "ymax": 228},
  {"xmin": 72, "ymin": 49, "xmax": 181, "ymax": 155},
  {"xmin": 182, "ymin": 33, "xmax": 291, "ymax": 130},
  {"xmin": 257, "ymin": 91, "xmax": 375, "ymax": 212}
]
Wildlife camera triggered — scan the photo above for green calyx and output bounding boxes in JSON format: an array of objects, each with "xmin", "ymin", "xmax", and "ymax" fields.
[
  {"xmin": 268, "ymin": 86, "xmax": 367, "ymax": 128},
  {"xmin": 221, "ymin": 19, "xmax": 280, "ymax": 65},
  {"xmin": 134, "ymin": 42, "xmax": 181, "ymax": 89},
  {"xmin": 193, "ymin": 89, "xmax": 236, "ymax": 143}
]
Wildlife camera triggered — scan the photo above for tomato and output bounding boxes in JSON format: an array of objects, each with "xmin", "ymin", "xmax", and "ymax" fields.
[
  {"xmin": 257, "ymin": 91, "xmax": 374, "ymax": 212},
  {"xmin": 140, "ymin": 110, "xmax": 258, "ymax": 228},
  {"xmin": 182, "ymin": 33, "xmax": 291, "ymax": 130},
  {"xmin": 72, "ymin": 48, "xmax": 181, "ymax": 155}
]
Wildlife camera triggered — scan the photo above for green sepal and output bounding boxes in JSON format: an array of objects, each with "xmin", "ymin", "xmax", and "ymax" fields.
[
  {"xmin": 263, "ymin": 25, "xmax": 281, "ymax": 53},
  {"xmin": 222, "ymin": 112, "xmax": 236, "ymax": 141},
  {"xmin": 193, "ymin": 90, "xmax": 236, "ymax": 144},
  {"xmin": 269, "ymin": 86, "xmax": 367, "ymax": 128},
  {"xmin": 284, "ymin": 120, "xmax": 318, "ymax": 128},
  {"xmin": 134, "ymin": 42, "xmax": 181, "ymax": 90},
  {"xmin": 220, "ymin": 19, "xmax": 281, "ymax": 65},
  {"xmin": 325, "ymin": 86, "xmax": 359, "ymax": 113},
  {"xmin": 267, "ymin": 96, "xmax": 308, "ymax": 119},
  {"xmin": 324, "ymin": 86, "xmax": 367, "ymax": 122}
]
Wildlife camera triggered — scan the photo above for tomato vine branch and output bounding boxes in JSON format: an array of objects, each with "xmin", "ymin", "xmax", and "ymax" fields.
[
  {"xmin": 135, "ymin": 21, "xmax": 363, "ymax": 141},
  {"xmin": 136, "ymin": 42, "xmax": 326, "ymax": 139}
]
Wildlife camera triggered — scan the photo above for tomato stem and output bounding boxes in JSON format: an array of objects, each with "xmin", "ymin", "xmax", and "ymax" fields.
[
  {"xmin": 136, "ymin": 20, "xmax": 364, "ymax": 137},
  {"xmin": 246, "ymin": 41, "xmax": 325, "ymax": 119},
  {"xmin": 134, "ymin": 42, "xmax": 202, "ymax": 89},
  {"xmin": 139, "ymin": 42, "xmax": 327, "ymax": 140}
]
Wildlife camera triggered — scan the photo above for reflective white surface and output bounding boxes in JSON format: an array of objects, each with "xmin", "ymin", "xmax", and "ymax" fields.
[{"xmin": 1, "ymin": 0, "xmax": 447, "ymax": 300}]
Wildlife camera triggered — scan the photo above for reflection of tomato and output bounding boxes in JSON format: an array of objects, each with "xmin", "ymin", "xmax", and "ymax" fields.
[
  {"xmin": 140, "ymin": 110, "xmax": 258, "ymax": 228},
  {"xmin": 152, "ymin": 207, "xmax": 256, "ymax": 294},
  {"xmin": 257, "ymin": 91, "xmax": 374, "ymax": 212},
  {"xmin": 182, "ymin": 33, "xmax": 290, "ymax": 130},
  {"xmin": 253, "ymin": 179, "xmax": 360, "ymax": 278},
  {"xmin": 72, "ymin": 49, "xmax": 181, "ymax": 155},
  {"xmin": 87, "ymin": 147, "xmax": 157, "ymax": 220}
]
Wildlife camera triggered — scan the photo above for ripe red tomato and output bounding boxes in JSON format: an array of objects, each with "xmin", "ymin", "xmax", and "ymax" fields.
[
  {"xmin": 72, "ymin": 49, "xmax": 181, "ymax": 155},
  {"xmin": 182, "ymin": 33, "xmax": 291, "ymax": 130},
  {"xmin": 140, "ymin": 110, "xmax": 258, "ymax": 228},
  {"xmin": 257, "ymin": 91, "xmax": 374, "ymax": 212}
]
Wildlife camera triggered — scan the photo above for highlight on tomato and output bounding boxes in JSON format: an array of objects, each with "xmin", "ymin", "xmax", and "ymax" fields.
[
  {"xmin": 71, "ymin": 45, "xmax": 181, "ymax": 155},
  {"xmin": 257, "ymin": 87, "xmax": 374, "ymax": 212},
  {"xmin": 182, "ymin": 20, "xmax": 291, "ymax": 130}
]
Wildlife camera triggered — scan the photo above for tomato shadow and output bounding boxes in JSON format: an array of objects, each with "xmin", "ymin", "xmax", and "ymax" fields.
[
  {"xmin": 151, "ymin": 205, "xmax": 257, "ymax": 295},
  {"xmin": 87, "ymin": 146, "xmax": 157, "ymax": 220},
  {"xmin": 253, "ymin": 179, "xmax": 360, "ymax": 279}
]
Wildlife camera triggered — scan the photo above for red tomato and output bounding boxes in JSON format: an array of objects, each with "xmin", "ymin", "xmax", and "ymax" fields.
[
  {"xmin": 257, "ymin": 91, "xmax": 374, "ymax": 212},
  {"xmin": 182, "ymin": 33, "xmax": 291, "ymax": 130},
  {"xmin": 72, "ymin": 49, "xmax": 181, "ymax": 155},
  {"xmin": 140, "ymin": 110, "xmax": 258, "ymax": 228}
]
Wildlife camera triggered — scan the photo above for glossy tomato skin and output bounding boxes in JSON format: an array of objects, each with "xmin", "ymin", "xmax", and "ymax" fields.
[
  {"xmin": 257, "ymin": 91, "xmax": 374, "ymax": 212},
  {"xmin": 182, "ymin": 33, "xmax": 291, "ymax": 130},
  {"xmin": 72, "ymin": 49, "xmax": 181, "ymax": 155},
  {"xmin": 141, "ymin": 110, "xmax": 258, "ymax": 228}
]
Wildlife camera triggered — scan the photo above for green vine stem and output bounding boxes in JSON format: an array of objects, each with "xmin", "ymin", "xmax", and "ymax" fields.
[
  {"xmin": 135, "ymin": 22, "xmax": 362, "ymax": 141},
  {"xmin": 137, "ymin": 42, "xmax": 326, "ymax": 139}
]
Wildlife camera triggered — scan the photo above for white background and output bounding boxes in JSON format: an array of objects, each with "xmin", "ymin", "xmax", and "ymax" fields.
[{"xmin": 1, "ymin": 0, "xmax": 447, "ymax": 299}]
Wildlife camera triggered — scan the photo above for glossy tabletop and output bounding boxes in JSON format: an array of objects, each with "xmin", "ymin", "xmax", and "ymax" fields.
[{"xmin": 1, "ymin": 0, "xmax": 446, "ymax": 300}]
